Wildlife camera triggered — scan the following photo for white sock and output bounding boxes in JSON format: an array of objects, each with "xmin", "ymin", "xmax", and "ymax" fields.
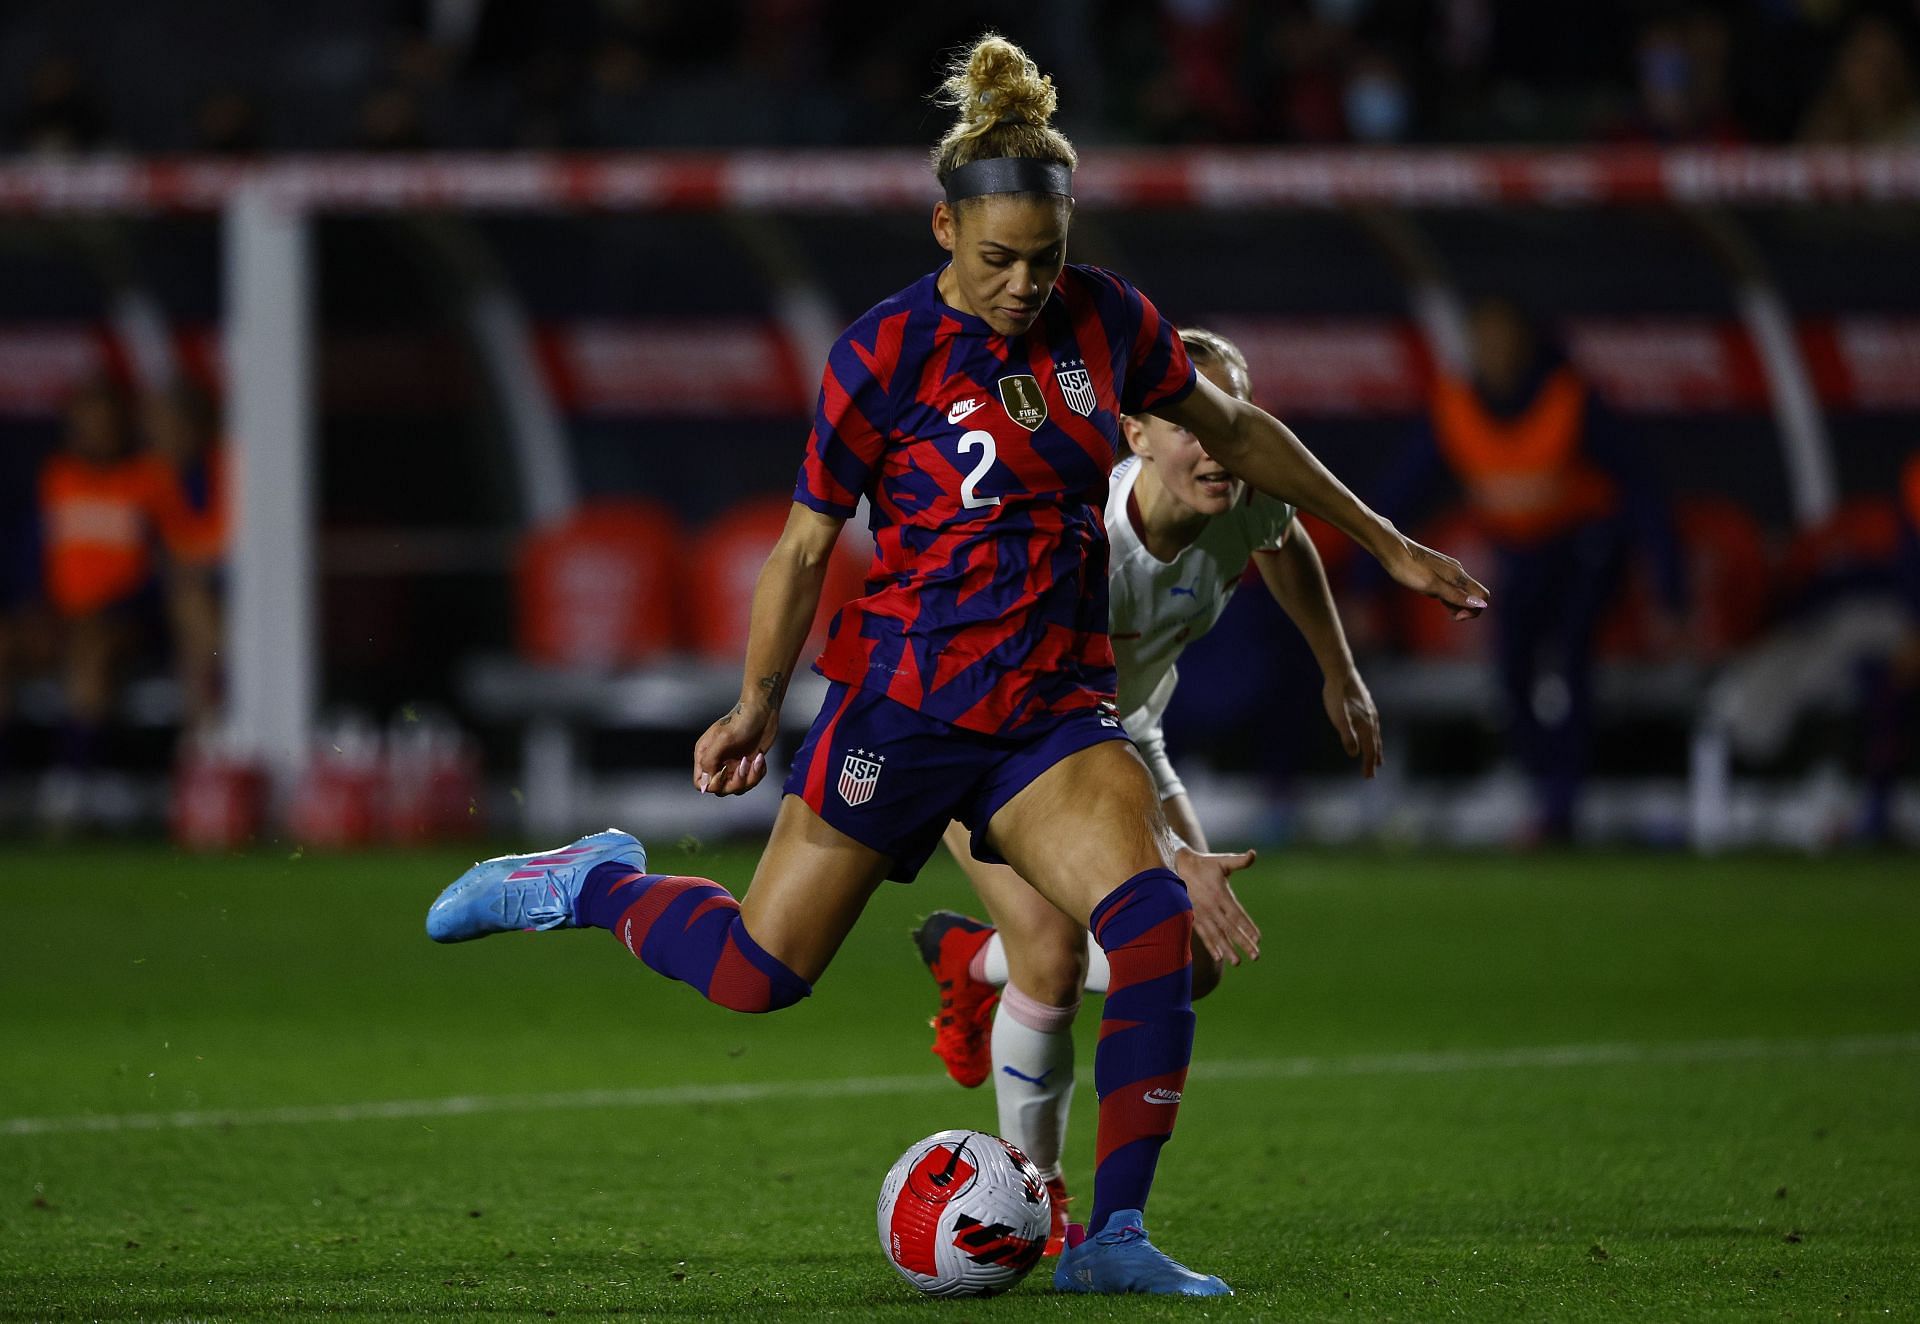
[
  {"xmin": 975, "ymin": 930, "xmax": 1111, "ymax": 996},
  {"xmin": 991, "ymin": 983, "xmax": 1079, "ymax": 1179}
]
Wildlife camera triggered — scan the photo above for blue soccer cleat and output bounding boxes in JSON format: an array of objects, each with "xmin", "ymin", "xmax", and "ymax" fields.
[
  {"xmin": 1052, "ymin": 1209, "xmax": 1232, "ymax": 1297},
  {"xmin": 425, "ymin": 828, "xmax": 645, "ymax": 943}
]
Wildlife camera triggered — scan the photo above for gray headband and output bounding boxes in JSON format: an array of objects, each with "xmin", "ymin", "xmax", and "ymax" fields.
[{"xmin": 943, "ymin": 157, "xmax": 1073, "ymax": 205}]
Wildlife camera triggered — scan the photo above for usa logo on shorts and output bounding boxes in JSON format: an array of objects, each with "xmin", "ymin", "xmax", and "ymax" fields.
[{"xmin": 838, "ymin": 749, "xmax": 885, "ymax": 806}]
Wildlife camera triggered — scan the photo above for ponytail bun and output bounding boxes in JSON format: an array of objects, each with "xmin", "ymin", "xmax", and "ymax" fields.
[{"xmin": 931, "ymin": 33, "xmax": 1077, "ymax": 186}]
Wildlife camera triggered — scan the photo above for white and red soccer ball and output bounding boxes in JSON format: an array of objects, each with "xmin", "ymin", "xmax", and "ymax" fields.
[{"xmin": 876, "ymin": 1129, "xmax": 1051, "ymax": 1297}]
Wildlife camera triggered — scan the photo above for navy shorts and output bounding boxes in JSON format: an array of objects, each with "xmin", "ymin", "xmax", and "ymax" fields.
[{"xmin": 783, "ymin": 681, "xmax": 1131, "ymax": 883}]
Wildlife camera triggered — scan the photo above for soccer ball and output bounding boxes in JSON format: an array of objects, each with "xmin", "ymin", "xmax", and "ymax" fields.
[{"xmin": 876, "ymin": 1129, "xmax": 1052, "ymax": 1297}]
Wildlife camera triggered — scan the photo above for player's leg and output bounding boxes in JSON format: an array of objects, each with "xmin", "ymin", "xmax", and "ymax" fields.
[
  {"xmin": 933, "ymin": 825, "xmax": 1087, "ymax": 1249},
  {"xmin": 427, "ymin": 798, "xmax": 890, "ymax": 1011},
  {"xmin": 427, "ymin": 680, "xmax": 944, "ymax": 1010},
  {"xmin": 958, "ymin": 714, "xmax": 1204, "ymax": 1005},
  {"xmin": 914, "ymin": 823, "xmax": 1014, "ymax": 1087},
  {"xmin": 584, "ymin": 794, "xmax": 893, "ymax": 1000},
  {"xmin": 919, "ymin": 822, "xmax": 1093, "ymax": 1082},
  {"xmin": 979, "ymin": 737, "xmax": 1227, "ymax": 1295}
]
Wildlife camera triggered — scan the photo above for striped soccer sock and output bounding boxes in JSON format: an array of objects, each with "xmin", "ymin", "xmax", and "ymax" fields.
[
  {"xmin": 1087, "ymin": 867, "xmax": 1195, "ymax": 1231},
  {"xmin": 576, "ymin": 862, "xmax": 811, "ymax": 1013}
]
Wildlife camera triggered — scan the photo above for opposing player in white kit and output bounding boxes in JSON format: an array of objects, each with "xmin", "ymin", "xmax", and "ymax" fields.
[{"xmin": 915, "ymin": 329, "xmax": 1382, "ymax": 1250}]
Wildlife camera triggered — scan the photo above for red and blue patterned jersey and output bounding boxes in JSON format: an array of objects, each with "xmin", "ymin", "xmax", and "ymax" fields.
[{"xmin": 794, "ymin": 263, "xmax": 1196, "ymax": 734}]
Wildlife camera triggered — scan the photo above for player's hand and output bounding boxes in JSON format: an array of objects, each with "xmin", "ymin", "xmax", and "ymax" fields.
[
  {"xmin": 1323, "ymin": 666, "xmax": 1382, "ymax": 778},
  {"xmin": 1383, "ymin": 533, "xmax": 1490, "ymax": 621},
  {"xmin": 692, "ymin": 699, "xmax": 779, "ymax": 797},
  {"xmin": 1173, "ymin": 844, "xmax": 1260, "ymax": 967}
]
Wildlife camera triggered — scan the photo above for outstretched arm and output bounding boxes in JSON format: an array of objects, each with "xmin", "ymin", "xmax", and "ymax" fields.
[
  {"xmin": 1254, "ymin": 531, "xmax": 1382, "ymax": 778},
  {"xmin": 1156, "ymin": 374, "xmax": 1489, "ymax": 619},
  {"xmin": 693, "ymin": 502, "xmax": 844, "ymax": 796}
]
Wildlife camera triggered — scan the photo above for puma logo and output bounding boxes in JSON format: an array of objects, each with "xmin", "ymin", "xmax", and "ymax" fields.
[{"xmin": 1002, "ymin": 1064, "xmax": 1055, "ymax": 1088}]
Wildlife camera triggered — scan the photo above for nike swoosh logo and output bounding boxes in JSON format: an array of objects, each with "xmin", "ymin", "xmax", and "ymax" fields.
[
  {"xmin": 1001, "ymin": 1065, "xmax": 1054, "ymax": 1088},
  {"xmin": 948, "ymin": 398, "xmax": 986, "ymax": 424},
  {"xmin": 1143, "ymin": 1087, "xmax": 1183, "ymax": 1104}
]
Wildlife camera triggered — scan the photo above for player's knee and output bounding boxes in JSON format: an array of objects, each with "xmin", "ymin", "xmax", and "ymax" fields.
[
  {"xmin": 1091, "ymin": 867, "xmax": 1194, "ymax": 962},
  {"xmin": 999, "ymin": 911, "xmax": 1089, "ymax": 1006},
  {"xmin": 1021, "ymin": 953, "xmax": 1085, "ymax": 1008}
]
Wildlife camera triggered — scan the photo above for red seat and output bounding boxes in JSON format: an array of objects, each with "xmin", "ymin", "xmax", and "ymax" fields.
[
  {"xmin": 685, "ymin": 495, "xmax": 871, "ymax": 663},
  {"xmin": 1600, "ymin": 497, "xmax": 1774, "ymax": 662},
  {"xmin": 1782, "ymin": 497, "xmax": 1903, "ymax": 590},
  {"xmin": 516, "ymin": 500, "xmax": 684, "ymax": 668},
  {"xmin": 1674, "ymin": 497, "xmax": 1772, "ymax": 659}
]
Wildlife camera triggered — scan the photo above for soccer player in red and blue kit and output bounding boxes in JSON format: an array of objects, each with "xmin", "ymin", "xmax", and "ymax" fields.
[{"xmin": 425, "ymin": 33, "xmax": 1489, "ymax": 1296}]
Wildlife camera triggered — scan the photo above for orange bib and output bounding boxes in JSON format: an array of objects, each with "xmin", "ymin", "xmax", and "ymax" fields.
[
  {"xmin": 1430, "ymin": 368, "xmax": 1618, "ymax": 545},
  {"xmin": 39, "ymin": 453, "xmax": 178, "ymax": 615}
]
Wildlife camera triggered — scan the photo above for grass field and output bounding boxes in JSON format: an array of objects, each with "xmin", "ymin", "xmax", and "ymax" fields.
[{"xmin": 3, "ymin": 842, "xmax": 1917, "ymax": 1322}]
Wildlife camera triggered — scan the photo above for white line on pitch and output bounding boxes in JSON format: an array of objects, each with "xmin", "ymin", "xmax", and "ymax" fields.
[{"xmin": 5, "ymin": 1032, "xmax": 1916, "ymax": 1139}]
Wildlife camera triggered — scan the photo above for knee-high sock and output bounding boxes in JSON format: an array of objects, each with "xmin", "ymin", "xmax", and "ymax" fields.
[
  {"xmin": 1087, "ymin": 867, "xmax": 1194, "ymax": 1231},
  {"xmin": 991, "ymin": 983, "xmax": 1079, "ymax": 1180},
  {"xmin": 971, "ymin": 930, "xmax": 1111, "ymax": 995},
  {"xmin": 576, "ymin": 862, "xmax": 811, "ymax": 1013}
]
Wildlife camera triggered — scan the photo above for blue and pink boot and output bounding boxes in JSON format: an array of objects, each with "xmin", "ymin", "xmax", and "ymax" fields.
[
  {"xmin": 1052, "ymin": 1208, "xmax": 1231, "ymax": 1296},
  {"xmin": 426, "ymin": 829, "xmax": 644, "ymax": 942}
]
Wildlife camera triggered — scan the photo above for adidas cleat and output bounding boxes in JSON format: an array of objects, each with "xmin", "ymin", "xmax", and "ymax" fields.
[
  {"xmin": 425, "ymin": 828, "xmax": 644, "ymax": 943},
  {"xmin": 1052, "ymin": 1209, "xmax": 1232, "ymax": 1296},
  {"xmin": 911, "ymin": 910, "xmax": 999, "ymax": 1088}
]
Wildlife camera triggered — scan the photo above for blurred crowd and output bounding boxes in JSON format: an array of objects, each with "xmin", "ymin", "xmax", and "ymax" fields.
[
  {"xmin": 0, "ymin": 381, "xmax": 226, "ymax": 827},
  {"xmin": 4, "ymin": 0, "xmax": 1920, "ymax": 156}
]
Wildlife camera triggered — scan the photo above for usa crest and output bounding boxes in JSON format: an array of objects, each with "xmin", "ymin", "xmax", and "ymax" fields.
[
  {"xmin": 1056, "ymin": 359, "xmax": 1097, "ymax": 417},
  {"xmin": 997, "ymin": 374, "xmax": 1048, "ymax": 431},
  {"xmin": 838, "ymin": 748, "xmax": 885, "ymax": 807}
]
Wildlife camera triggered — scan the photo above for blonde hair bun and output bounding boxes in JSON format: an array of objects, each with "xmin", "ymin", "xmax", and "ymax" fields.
[
  {"xmin": 932, "ymin": 33, "xmax": 1078, "ymax": 185},
  {"xmin": 940, "ymin": 34, "xmax": 1058, "ymax": 130}
]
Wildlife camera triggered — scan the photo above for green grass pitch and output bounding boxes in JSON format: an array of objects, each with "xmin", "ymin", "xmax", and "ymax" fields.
[{"xmin": 3, "ymin": 841, "xmax": 1917, "ymax": 1321}]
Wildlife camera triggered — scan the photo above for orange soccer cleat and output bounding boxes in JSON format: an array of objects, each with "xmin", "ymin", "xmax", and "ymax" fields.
[
  {"xmin": 1044, "ymin": 1175, "xmax": 1073, "ymax": 1256},
  {"xmin": 911, "ymin": 910, "xmax": 999, "ymax": 1088}
]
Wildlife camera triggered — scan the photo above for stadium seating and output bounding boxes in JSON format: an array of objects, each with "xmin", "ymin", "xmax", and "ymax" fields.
[
  {"xmin": 514, "ymin": 499, "xmax": 684, "ymax": 670},
  {"xmin": 684, "ymin": 494, "xmax": 871, "ymax": 663}
]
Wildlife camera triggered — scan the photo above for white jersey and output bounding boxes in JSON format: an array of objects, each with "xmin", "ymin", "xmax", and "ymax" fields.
[{"xmin": 1106, "ymin": 455, "xmax": 1297, "ymax": 744}]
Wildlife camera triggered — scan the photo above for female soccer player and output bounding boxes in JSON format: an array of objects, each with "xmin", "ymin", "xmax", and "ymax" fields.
[
  {"xmin": 915, "ymin": 327, "xmax": 1382, "ymax": 1253},
  {"xmin": 426, "ymin": 34, "xmax": 1486, "ymax": 1297}
]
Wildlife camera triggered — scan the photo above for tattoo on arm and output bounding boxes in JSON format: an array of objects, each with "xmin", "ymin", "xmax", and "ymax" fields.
[{"xmin": 757, "ymin": 671, "xmax": 787, "ymax": 706}]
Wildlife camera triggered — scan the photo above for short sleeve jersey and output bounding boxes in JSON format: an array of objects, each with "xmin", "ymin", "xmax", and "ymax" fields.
[
  {"xmin": 794, "ymin": 264, "xmax": 1196, "ymax": 735},
  {"xmin": 1106, "ymin": 454, "xmax": 1296, "ymax": 737}
]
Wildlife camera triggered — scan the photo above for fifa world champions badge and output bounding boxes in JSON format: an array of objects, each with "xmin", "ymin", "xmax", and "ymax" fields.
[
  {"xmin": 838, "ymin": 749, "xmax": 885, "ymax": 806},
  {"xmin": 1055, "ymin": 358, "xmax": 1097, "ymax": 417},
  {"xmin": 997, "ymin": 374, "xmax": 1048, "ymax": 431}
]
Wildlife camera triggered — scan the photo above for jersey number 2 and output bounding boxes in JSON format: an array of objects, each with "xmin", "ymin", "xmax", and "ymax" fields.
[{"xmin": 957, "ymin": 430, "xmax": 1001, "ymax": 510}]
